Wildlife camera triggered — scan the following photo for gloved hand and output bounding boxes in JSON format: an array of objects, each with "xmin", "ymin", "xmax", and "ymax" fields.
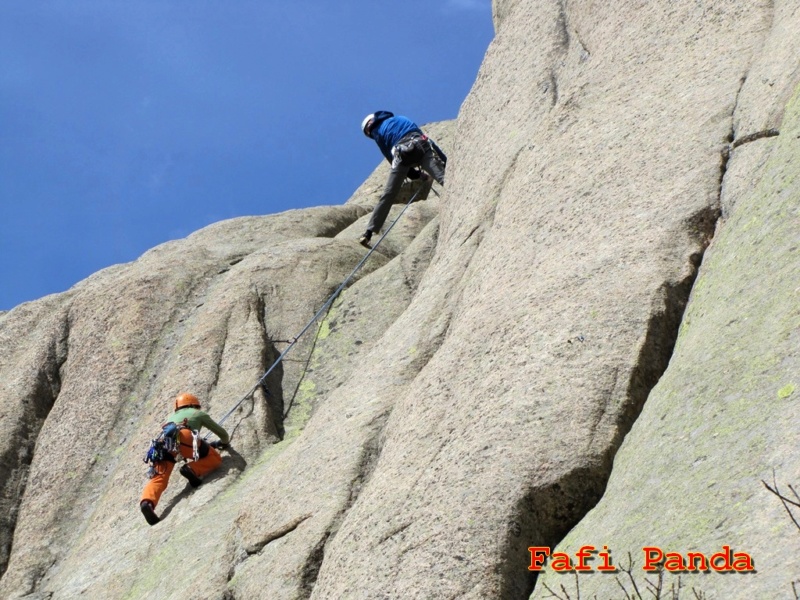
[{"xmin": 209, "ymin": 440, "xmax": 229, "ymax": 450}]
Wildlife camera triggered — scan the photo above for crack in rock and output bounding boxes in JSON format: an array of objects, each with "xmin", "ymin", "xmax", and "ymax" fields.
[
  {"xmin": 299, "ymin": 530, "xmax": 330, "ymax": 598},
  {"xmin": 243, "ymin": 513, "xmax": 313, "ymax": 556},
  {"xmin": 732, "ymin": 127, "xmax": 780, "ymax": 148}
]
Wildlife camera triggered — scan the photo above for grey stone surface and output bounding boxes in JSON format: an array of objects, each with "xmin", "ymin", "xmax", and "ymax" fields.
[
  {"xmin": 0, "ymin": 200, "xmax": 439, "ymax": 598},
  {"xmin": 531, "ymin": 5, "xmax": 800, "ymax": 596},
  {"xmin": 311, "ymin": 1, "xmax": 779, "ymax": 598}
]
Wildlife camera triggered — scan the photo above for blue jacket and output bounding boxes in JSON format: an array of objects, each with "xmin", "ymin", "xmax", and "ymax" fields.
[{"xmin": 369, "ymin": 111, "xmax": 423, "ymax": 163}]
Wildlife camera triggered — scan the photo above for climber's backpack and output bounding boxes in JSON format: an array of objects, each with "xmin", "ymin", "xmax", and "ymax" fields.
[{"xmin": 143, "ymin": 421, "xmax": 199, "ymax": 478}]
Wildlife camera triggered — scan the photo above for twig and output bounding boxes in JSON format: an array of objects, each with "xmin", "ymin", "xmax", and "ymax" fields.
[
  {"xmin": 789, "ymin": 484, "xmax": 800, "ymax": 505},
  {"xmin": 615, "ymin": 577, "xmax": 635, "ymax": 600},
  {"xmin": 540, "ymin": 573, "xmax": 581, "ymax": 600},
  {"xmin": 763, "ymin": 474, "xmax": 800, "ymax": 532},
  {"xmin": 542, "ymin": 582, "xmax": 571, "ymax": 600},
  {"xmin": 643, "ymin": 562, "xmax": 665, "ymax": 599},
  {"xmin": 763, "ymin": 480, "xmax": 800, "ymax": 509},
  {"xmin": 670, "ymin": 576, "xmax": 683, "ymax": 600},
  {"xmin": 627, "ymin": 553, "xmax": 645, "ymax": 600}
]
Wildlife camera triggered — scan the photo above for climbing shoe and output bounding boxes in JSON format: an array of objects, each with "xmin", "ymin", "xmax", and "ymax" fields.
[
  {"xmin": 358, "ymin": 231, "xmax": 372, "ymax": 248},
  {"xmin": 180, "ymin": 464, "xmax": 203, "ymax": 488},
  {"xmin": 140, "ymin": 500, "xmax": 160, "ymax": 526}
]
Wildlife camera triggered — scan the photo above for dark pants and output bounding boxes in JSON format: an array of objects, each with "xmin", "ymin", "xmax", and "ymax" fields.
[{"xmin": 367, "ymin": 135, "xmax": 446, "ymax": 235}]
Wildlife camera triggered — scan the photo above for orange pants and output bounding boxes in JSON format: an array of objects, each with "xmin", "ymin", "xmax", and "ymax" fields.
[{"xmin": 141, "ymin": 429, "xmax": 222, "ymax": 507}]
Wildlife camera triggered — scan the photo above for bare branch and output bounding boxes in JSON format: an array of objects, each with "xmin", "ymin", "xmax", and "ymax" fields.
[
  {"xmin": 542, "ymin": 582, "xmax": 571, "ymax": 600},
  {"xmin": 763, "ymin": 480, "xmax": 800, "ymax": 509},
  {"xmin": 788, "ymin": 484, "xmax": 800, "ymax": 505},
  {"xmin": 644, "ymin": 577, "xmax": 658, "ymax": 595},
  {"xmin": 764, "ymin": 475, "xmax": 800, "ymax": 533},
  {"xmin": 643, "ymin": 567, "xmax": 664, "ymax": 599},
  {"xmin": 615, "ymin": 577, "xmax": 635, "ymax": 600},
  {"xmin": 670, "ymin": 576, "xmax": 683, "ymax": 600},
  {"xmin": 619, "ymin": 553, "xmax": 644, "ymax": 600},
  {"xmin": 692, "ymin": 588, "xmax": 707, "ymax": 600}
]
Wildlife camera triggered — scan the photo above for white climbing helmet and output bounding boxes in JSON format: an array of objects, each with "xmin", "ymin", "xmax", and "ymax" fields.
[{"xmin": 361, "ymin": 113, "xmax": 375, "ymax": 136}]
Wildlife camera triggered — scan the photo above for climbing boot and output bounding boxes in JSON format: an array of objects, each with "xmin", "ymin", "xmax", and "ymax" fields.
[
  {"xmin": 180, "ymin": 464, "xmax": 203, "ymax": 488},
  {"xmin": 140, "ymin": 500, "xmax": 160, "ymax": 526},
  {"xmin": 358, "ymin": 230, "xmax": 372, "ymax": 248}
]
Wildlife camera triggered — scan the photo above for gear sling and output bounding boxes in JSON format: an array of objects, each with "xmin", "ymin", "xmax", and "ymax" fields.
[{"xmin": 142, "ymin": 420, "xmax": 222, "ymax": 506}]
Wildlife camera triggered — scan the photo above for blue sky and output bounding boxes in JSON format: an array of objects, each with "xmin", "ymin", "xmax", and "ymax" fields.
[{"xmin": 0, "ymin": 1, "xmax": 494, "ymax": 311}]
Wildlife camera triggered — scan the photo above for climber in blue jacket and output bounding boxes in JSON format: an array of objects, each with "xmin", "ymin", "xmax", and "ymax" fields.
[{"xmin": 359, "ymin": 111, "xmax": 446, "ymax": 247}]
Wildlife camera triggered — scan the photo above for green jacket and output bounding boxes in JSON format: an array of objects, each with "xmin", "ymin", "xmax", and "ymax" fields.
[{"xmin": 168, "ymin": 407, "xmax": 230, "ymax": 444}]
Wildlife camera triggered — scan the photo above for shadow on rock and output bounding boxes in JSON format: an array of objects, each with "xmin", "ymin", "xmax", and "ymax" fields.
[{"xmin": 158, "ymin": 449, "xmax": 248, "ymax": 521}]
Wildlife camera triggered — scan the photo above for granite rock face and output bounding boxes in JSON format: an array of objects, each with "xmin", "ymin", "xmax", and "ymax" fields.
[
  {"xmin": 530, "ymin": 8, "xmax": 800, "ymax": 596},
  {"xmin": 0, "ymin": 2, "xmax": 798, "ymax": 599},
  {"xmin": 0, "ymin": 121, "xmax": 449, "ymax": 599}
]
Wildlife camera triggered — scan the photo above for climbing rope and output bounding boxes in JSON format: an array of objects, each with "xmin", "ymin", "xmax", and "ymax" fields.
[{"xmin": 215, "ymin": 181, "xmax": 433, "ymax": 428}]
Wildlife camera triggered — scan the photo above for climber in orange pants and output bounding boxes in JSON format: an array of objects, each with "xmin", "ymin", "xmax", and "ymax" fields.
[{"xmin": 140, "ymin": 392, "xmax": 230, "ymax": 525}]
